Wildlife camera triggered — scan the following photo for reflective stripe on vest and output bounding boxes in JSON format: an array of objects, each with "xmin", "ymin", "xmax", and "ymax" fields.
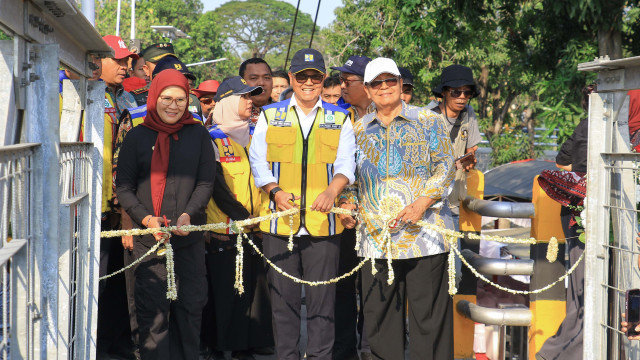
[
  {"xmin": 102, "ymin": 93, "xmax": 118, "ymax": 213},
  {"xmin": 205, "ymin": 128, "xmax": 260, "ymax": 234}
]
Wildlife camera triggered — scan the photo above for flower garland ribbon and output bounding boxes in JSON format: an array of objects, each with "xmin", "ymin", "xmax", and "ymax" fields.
[{"xmin": 100, "ymin": 207, "xmax": 575, "ymax": 299}]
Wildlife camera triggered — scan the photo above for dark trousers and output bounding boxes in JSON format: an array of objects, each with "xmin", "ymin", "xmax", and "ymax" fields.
[
  {"xmin": 206, "ymin": 237, "xmax": 274, "ymax": 351},
  {"xmin": 124, "ymin": 248, "xmax": 139, "ymax": 350},
  {"xmin": 262, "ymin": 233, "xmax": 341, "ymax": 360},
  {"xmin": 97, "ymin": 217, "xmax": 133, "ymax": 355},
  {"xmin": 357, "ymin": 269, "xmax": 370, "ymax": 353},
  {"xmin": 537, "ymin": 207, "xmax": 584, "ymax": 360},
  {"xmin": 134, "ymin": 240, "xmax": 207, "ymax": 360},
  {"xmin": 333, "ymin": 229, "xmax": 359, "ymax": 360},
  {"xmin": 361, "ymin": 253, "xmax": 453, "ymax": 360}
]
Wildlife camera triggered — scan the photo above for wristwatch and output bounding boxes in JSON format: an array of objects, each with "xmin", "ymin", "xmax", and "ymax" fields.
[{"xmin": 269, "ymin": 186, "xmax": 283, "ymax": 202}]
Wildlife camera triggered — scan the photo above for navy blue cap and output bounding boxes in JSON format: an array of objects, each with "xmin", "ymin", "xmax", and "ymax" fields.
[
  {"xmin": 330, "ymin": 55, "xmax": 371, "ymax": 77},
  {"xmin": 399, "ymin": 67, "xmax": 414, "ymax": 87},
  {"xmin": 214, "ymin": 76, "xmax": 263, "ymax": 102},
  {"xmin": 152, "ymin": 56, "xmax": 196, "ymax": 81},
  {"xmin": 289, "ymin": 48, "xmax": 325, "ymax": 74}
]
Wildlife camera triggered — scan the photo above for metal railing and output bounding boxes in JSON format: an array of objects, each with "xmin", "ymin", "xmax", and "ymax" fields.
[
  {"xmin": 0, "ymin": 144, "xmax": 37, "ymax": 360},
  {"xmin": 579, "ymin": 55, "xmax": 640, "ymax": 360},
  {"xmin": 0, "ymin": 0, "xmax": 108, "ymax": 357},
  {"xmin": 58, "ymin": 142, "xmax": 92, "ymax": 359}
]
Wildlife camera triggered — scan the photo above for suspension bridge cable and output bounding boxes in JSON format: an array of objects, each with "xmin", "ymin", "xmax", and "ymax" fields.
[
  {"xmin": 309, "ymin": 0, "xmax": 322, "ymax": 48},
  {"xmin": 283, "ymin": 0, "xmax": 301, "ymax": 70}
]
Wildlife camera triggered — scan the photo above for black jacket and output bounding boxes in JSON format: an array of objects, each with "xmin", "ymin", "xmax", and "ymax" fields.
[
  {"xmin": 116, "ymin": 123, "xmax": 216, "ymax": 248},
  {"xmin": 556, "ymin": 118, "xmax": 588, "ymax": 173}
]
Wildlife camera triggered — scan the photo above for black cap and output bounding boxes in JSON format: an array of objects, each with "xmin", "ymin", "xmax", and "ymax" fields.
[
  {"xmin": 399, "ymin": 67, "xmax": 414, "ymax": 87},
  {"xmin": 141, "ymin": 43, "xmax": 175, "ymax": 63},
  {"xmin": 214, "ymin": 76, "xmax": 263, "ymax": 102},
  {"xmin": 152, "ymin": 56, "xmax": 196, "ymax": 81},
  {"xmin": 330, "ymin": 55, "xmax": 371, "ymax": 77},
  {"xmin": 289, "ymin": 48, "xmax": 325, "ymax": 74},
  {"xmin": 432, "ymin": 64, "xmax": 478, "ymax": 98}
]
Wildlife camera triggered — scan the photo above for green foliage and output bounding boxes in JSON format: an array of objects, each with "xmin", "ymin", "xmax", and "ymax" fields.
[
  {"xmin": 94, "ymin": 0, "xmax": 234, "ymax": 83},
  {"xmin": 326, "ymin": 0, "xmax": 637, "ymax": 166},
  {"xmin": 0, "ymin": 29, "xmax": 10, "ymax": 40},
  {"xmin": 212, "ymin": 0, "xmax": 314, "ymax": 69},
  {"xmin": 623, "ymin": 6, "xmax": 640, "ymax": 56},
  {"xmin": 486, "ymin": 126, "xmax": 542, "ymax": 167}
]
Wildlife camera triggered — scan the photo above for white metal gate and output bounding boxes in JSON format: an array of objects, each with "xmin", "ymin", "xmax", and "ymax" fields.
[
  {"xmin": 0, "ymin": 0, "xmax": 110, "ymax": 358},
  {"xmin": 580, "ymin": 55, "xmax": 640, "ymax": 359}
]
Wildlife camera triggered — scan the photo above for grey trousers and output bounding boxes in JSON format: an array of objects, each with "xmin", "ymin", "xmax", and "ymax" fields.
[{"xmin": 262, "ymin": 233, "xmax": 341, "ymax": 360}]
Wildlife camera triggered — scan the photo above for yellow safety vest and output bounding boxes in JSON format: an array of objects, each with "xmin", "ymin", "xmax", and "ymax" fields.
[
  {"xmin": 260, "ymin": 99, "xmax": 349, "ymax": 237},
  {"xmin": 102, "ymin": 94, "xmax": 118, "ymax": 213},
  {"xmin": 205, "ymin": 133, "xmax": 260, "ymax": 234}
]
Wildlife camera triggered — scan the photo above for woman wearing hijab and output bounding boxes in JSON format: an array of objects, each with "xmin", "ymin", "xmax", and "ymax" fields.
[
  {"xmin": 203, "ymin": 76, "xmax": 274, "ymax": 360},
  {"xmin": 116, "ymin": 69, "xmax": 216, "ymax": 360}
]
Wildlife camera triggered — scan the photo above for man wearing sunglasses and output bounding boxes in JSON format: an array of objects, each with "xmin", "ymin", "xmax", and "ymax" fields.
[
  {"xmin": 427, "ymin": 64, "xmax": 481, "ymax": 229},
  {"xmin": 249, "ymin": 48, "xmax": 356, "ymax": 360},
  {"xmin": 329, "ymin": 54, "xmax": 374, "ymax": 360},
  {"xmin": 192, "ymin": 80, "xmax": 220, "ymax": 121},
  {"xmin": 338, "ymin": 57, "xmax": 455, "ymax": 360},
  {"xmin": 331, "ymin": 55, "xmax": 374, "ymax": 122}
]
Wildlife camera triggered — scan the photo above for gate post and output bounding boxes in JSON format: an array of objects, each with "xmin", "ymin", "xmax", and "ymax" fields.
[
  {"xmin": 25, "ymin": 43, "xmax": 61, "ymax": 359},
  {"xmin": 528, "ymin": 176, "xmax": 566, "ymax": 360}
]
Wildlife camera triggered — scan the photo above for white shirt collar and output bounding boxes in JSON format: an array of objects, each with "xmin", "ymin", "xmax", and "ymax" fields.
[{"xmin": 289, "ymin": 93, "xmax": 322, "ymax": 113}]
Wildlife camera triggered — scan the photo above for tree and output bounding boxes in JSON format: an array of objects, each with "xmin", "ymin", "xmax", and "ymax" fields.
[
  {"xmin": 212, "ymin": 0, "xmax": 314, "ymax": 68},
  {"xmin": 95, "ymin": 0, "xmax": 202, "ymax": 44},
  {"xmin": 324, "ymin": 0, "xmax": 640, "ymax": 165},
  {"xmin": 94, "ymin": 0, "xmax": 235, "ymax": 82}
]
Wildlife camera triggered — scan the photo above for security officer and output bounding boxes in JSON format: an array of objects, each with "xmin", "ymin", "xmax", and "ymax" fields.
[
  {"xmin": 129, "ymin": 43, "xmax": 177, "ymax": 105},
  {"xmin": 249, "ymin": 48, "xmax": 356, "ymax": 360}
]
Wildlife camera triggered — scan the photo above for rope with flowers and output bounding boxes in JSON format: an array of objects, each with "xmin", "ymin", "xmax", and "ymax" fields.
[{"xmin": 100, "ymin": 207, "xmax": 575, "ymax": 299}]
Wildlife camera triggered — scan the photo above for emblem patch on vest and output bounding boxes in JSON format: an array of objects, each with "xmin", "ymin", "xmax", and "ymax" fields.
[
  {"xmin": 324, "ymin": 111, "xmax": 335, "ymax": 124},
  {"xmin": 104, "ymin": 98, "xmax": 116, "ymax": 114}
]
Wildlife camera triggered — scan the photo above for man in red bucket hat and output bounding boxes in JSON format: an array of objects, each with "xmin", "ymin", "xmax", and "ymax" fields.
[{"xmin": 192, "ymin": 80, "xmax": 220, "ymax": 121}]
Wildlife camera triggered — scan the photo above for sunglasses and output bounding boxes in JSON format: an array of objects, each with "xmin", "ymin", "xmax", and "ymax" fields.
[
  {"xmin": 159, "ymin": 96, "xmax": 188, "ymax": 107},
  {"xmin": 339, "ymin": 77, "xmax": 363, "ymax": 86},
  {"xmin": 294, "ymin": 72, "xmax": 324, "ymax": 84},
  {"xmin": 448, "ymin": 89, "xmax": 474, "ymax": 98},
  {"xmin": 368, "ymin": 77, "xmax": 399, "ymax": 89},
  {"xmin": 199, "ymin": 97, "xmax": 215, "ymax": 105}
]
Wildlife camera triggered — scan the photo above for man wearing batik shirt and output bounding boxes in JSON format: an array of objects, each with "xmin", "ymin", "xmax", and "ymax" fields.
[{"xmin": 338, "ymin": 57, "xmax": 455, "ymax": 360}]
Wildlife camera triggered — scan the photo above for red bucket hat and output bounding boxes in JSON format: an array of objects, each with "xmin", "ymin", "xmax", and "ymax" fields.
[{"xmin": 191, "ymin": 80, "xmax": 221, "ymax": 98}]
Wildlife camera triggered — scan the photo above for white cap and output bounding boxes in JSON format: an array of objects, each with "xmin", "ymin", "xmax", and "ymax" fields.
[{"xmin": 364, "ymin": 57, "xmax": 401, "ymax": 84}]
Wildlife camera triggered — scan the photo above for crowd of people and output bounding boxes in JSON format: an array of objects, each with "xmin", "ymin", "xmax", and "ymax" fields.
[{"xmin": 64, "ymin": 33, "xmax": 491, "ymax": 360}]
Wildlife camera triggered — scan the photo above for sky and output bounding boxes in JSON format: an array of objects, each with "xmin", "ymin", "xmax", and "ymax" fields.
[{"xmin": 201, "ymin": 0, "xmax": 339, "ymax": 28}]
